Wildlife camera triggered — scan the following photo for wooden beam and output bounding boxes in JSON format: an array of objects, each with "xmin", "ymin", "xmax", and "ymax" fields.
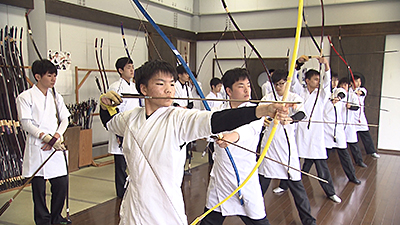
[
  {"xmin": 45, "ymin": 0, "xmax": 196, "ymax": 41},
  {"xmin": 196, "ymin": 21, "xmax": 400, "ymax": 41},
  {"xmin": 0, "ymin": 0, "xmax": 33, "ymax": 9}
]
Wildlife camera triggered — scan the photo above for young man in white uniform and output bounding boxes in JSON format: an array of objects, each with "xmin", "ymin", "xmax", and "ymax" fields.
[
  {"xmin": 206, "ymin": 77, "xmax": 224, "ymax": 109},
  {"xmin": 99, "ymin": 59, "xmax": 292, "ymax": 225},
  {"xmin": 291, "ymin": 56, "xmax": 341, "ymax": 203},
  {"xmin": 107, "ymin": 57, "xmax": 142, "ymax": 198},
  {"xmin": 353, "ymin": 74, "xmax": 380, "ymax": 159},
  {"xmin": 258, "ymin": 70, "xmax": 316, "ymax": 225},
  {"xmin": 16, "ymin": 59, "xmax": 71, "ymax": 225},
  {"xmin": 261, "ymin": 69, "xmax": 275, "ymax": 96},
  {"xmin": 341, "ymin": 78, "xmax": 368, "ymax": 168},
  {"xmin": 324, "ymin": 78, "xmax": 361, "ymax": 184},
  {"xmin": 201, "ymin": 68, "xmax": 269, "ymax": 225},
  {"xmin": 173, "ymin": 65, "xmax": 194, "ymax": 109},
  {"xmin": 205, "ymin": 77, "xmax": 224, "ymax": 165},
  {"xmin": 188, "ymin": 71, "xmax": 204, "ymax": 110},
  {"xmin": 173, "ymin": 65, "xmax": 195, "ymax": 173}
]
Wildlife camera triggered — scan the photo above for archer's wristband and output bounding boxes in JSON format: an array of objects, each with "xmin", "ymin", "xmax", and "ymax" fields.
[{"xmin": 47, "ymin": 136, "xmax": 58, "ymax": 147}]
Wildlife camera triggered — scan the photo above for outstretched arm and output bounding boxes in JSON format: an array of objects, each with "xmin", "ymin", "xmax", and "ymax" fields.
[{"xmin": 211, "ymin": 103, "xmax": 291, "ymax": 134}]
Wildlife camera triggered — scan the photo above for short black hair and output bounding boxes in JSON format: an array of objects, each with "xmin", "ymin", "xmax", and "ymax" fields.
[
  {"xmin": 271, "ymin": 69, "xmax": 288, "ymax": 84},
  {"xmin": 176, "ymin": 65, "xmax": 187, "ymax": 75},
  {"xmin": 115, "ymin": 57, "xmax": 133, "ymax": 75},
  {"xmin": 210, "ymin": 78, "xmax": 222, "ymax": 88},
  {"xmin": 222, "ymin": 68, "xmax": 250, "ymax": 91},
  {"xmin": 332, "ymin": 72, "xmax": 339, "ymax": 79},
  {"xmin": 353, "ymin": 72, "xmax": 365, "ymax": 86},
  {"xmin": 135, "ymin": 59, "xmax": 177, "ymax": 95},
  {"xmin": 353, "ymin": 74, "xmax": 361, "ymax": 81},
  {"xmin": 305, "ymin": 69, "xmax": 320, "ymax": 81},
  {"xmin": 338, "ymin": 77, "xmax": 350, "ymax": 87},
  {"xmin": 32, "ymin": 59, "xmax": 57, "ymax": 82}
]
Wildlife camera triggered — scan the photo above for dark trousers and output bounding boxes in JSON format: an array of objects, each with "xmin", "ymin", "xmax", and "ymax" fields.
[
  {"xmin": 348, "ymin": 142, "xmax": 364, "ymax": 164},
  {"xmin": 327, "ymin": 148, "xmax": 357, "ymax": 181},
  {"xmin": 259, "ymin": 176, "xmax": 316, "ymax": 225},
  {"xmin": 278, "ymin": 179, "xmax": 289, "ymax": 190},
  {"xmin": 207, "ymin": 142, "xmax": 214, "ymax": 165},
  {"xmin": 302, "ymin": 159, "xmax": 314, "ymax": 173},
  {"xmin": 31, "ymin": 176, "xmax": 67, "ymax": 225},
  {"xmin": 302, "ymin": 159, "xmax": 336, "ymax": 197},
  {"xmin": 200, "ymin": 207, "xmax": 270, "ymax": 225},
  {"xmin": 357, "ymin": 130, "xmax": 377, "ymax": 154},
  {"xmin": 114, "ymin": 154, "xmax": 128, "ymax": 198}
]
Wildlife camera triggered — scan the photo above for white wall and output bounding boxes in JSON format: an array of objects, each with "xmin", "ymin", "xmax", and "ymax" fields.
[
  {"xmin": 198, "ymin": 1, "xmax": 400, "ymax": 32},
  {"xmin": 378, "ymin": 34, "xmax": 400, "ymax": 151},
  {"xmin": 59, "ymin": 0, "xmax": 194, "ymax": 31},
  {"xmin": 199, "ymin": 0, "xmax": 381, "ymax": 15},
  {"xmin": 197, "ymin": 37, "xmax": 329, "ymax": 95}
]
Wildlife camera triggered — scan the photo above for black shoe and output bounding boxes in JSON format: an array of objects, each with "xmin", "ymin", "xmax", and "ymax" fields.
[
  {"xmin": 357, "ymin": 162, "xmax": 367, "ymax": 168},
  {"xmin": 53, "ymin": 218, "xmax": 72, "ymax": 225},
  {"xmin": 350, "ymin": 178, "xmax": 361, "ymax": 185}
]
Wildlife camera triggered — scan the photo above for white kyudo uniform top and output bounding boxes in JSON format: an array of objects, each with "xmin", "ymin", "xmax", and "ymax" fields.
[
  {"xmin": 261, "ymin": 81, "xmax": 275, "ymax": 96},
  {"xmin": 259, "ymin": 92, "xmax": 304, "ymax": 181},
  {"xmin": 354, "ymin": 87, "xmax": 369, "ymax": 131},
  {"xmin": 173, "ymin": 80, "xmax": 193, "ymax": 107},
  {"xmin": 189, "ymin": 80, "xmax": 204, "ymax": 110},
  {"xmin": 108, "ymin": 78, "xmax": 142, "ymax": 155},
  {"xmin": 205, "ymin": 91, "xmax": 224, "ymax": 109},
  {"xmin": 16, "ymin": 85, "xmax": 70, "ymax": 179},
  {"xmin": 324, "ymin": 88, "xmax": 347, "ymax": 149},
  {"xmin": 107, "ymin": 107, "xmax": 215, "ymax": 225},
  {"xmin": 291, "ymin": 69, "xmax": 331, "ymax": 159},
  {"xmin": 344, "ymin": 89, "xmax": 360, "ymax": 143},
  {"xmin": 205, "ymin": 102, "xmax": 266, "ymax": 220}
]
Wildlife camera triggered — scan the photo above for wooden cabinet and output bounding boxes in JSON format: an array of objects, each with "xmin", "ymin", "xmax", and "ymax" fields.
[{"xmin": 64, "ymin": 127, "xmax": 93, "ymax": 172}]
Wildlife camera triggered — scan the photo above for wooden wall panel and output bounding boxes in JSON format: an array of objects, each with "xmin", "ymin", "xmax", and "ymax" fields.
[
  {"xmin": 148, "ymin": 33, "xmax": 178, "ymax": 67},
  {"xmin": 0, "ymin": 0, "xmax": 33, "ymax": 9},
  {"xmin": 329, "ymin": 35, "xmax": 385, "ymax": 150}
]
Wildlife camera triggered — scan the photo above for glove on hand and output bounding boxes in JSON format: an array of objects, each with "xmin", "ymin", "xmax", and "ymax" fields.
[
  {"xmin": 42, "ymin": 134, "xmax": 66, "ymax": 150},
  {"xmin": 100, "ymin": 90, "xmax": 122, "ymax": 115},
  {"xmin": 295, "ymin": 55, "xmax": 309, "ymax": 70}
]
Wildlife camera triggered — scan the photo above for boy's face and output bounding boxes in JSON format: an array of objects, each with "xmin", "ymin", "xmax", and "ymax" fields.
[
  {"xmin": 119, "ymin": 63, "xmax": 134, "ymax": 81},
  {"xmin": 226, "ymin": 78, "xmax": 250, "ymax": 101},
  {"xmin": 178, "ymin": 72, "xmax": 190, "ymax": 83},
  {"xmin": 354, "ymin": 78, "xmax": 361, "ymax": 88},
  {"xmin": 35, "ymin": 72, "xmax": 57, "ymax": 89},
  {"xmin": 140, "ymin": 71, "xmax": 175, "ymax": 109},
  {"xmin": 332, "ymin": 77, "xmax": 339, "ymax": 88},
  {"xmin": 274, "ymin": 79, "xmax": 287, "ymax": 96},
  {"xmin": 339, "ymin": 83, "xmax": 349, "ymax": 92},
  {"xmin": 306, "ymin": 74, "xmax": 320, "ymax": 90},
  {"xmin": 212, "ymin": 83, "xmax": 222, "ymax": 93}
]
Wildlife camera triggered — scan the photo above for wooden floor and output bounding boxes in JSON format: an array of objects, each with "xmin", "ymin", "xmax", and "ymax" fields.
[{"xmin": 70, "ymin": 152, "xmax": 400, "ymax": 225}]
